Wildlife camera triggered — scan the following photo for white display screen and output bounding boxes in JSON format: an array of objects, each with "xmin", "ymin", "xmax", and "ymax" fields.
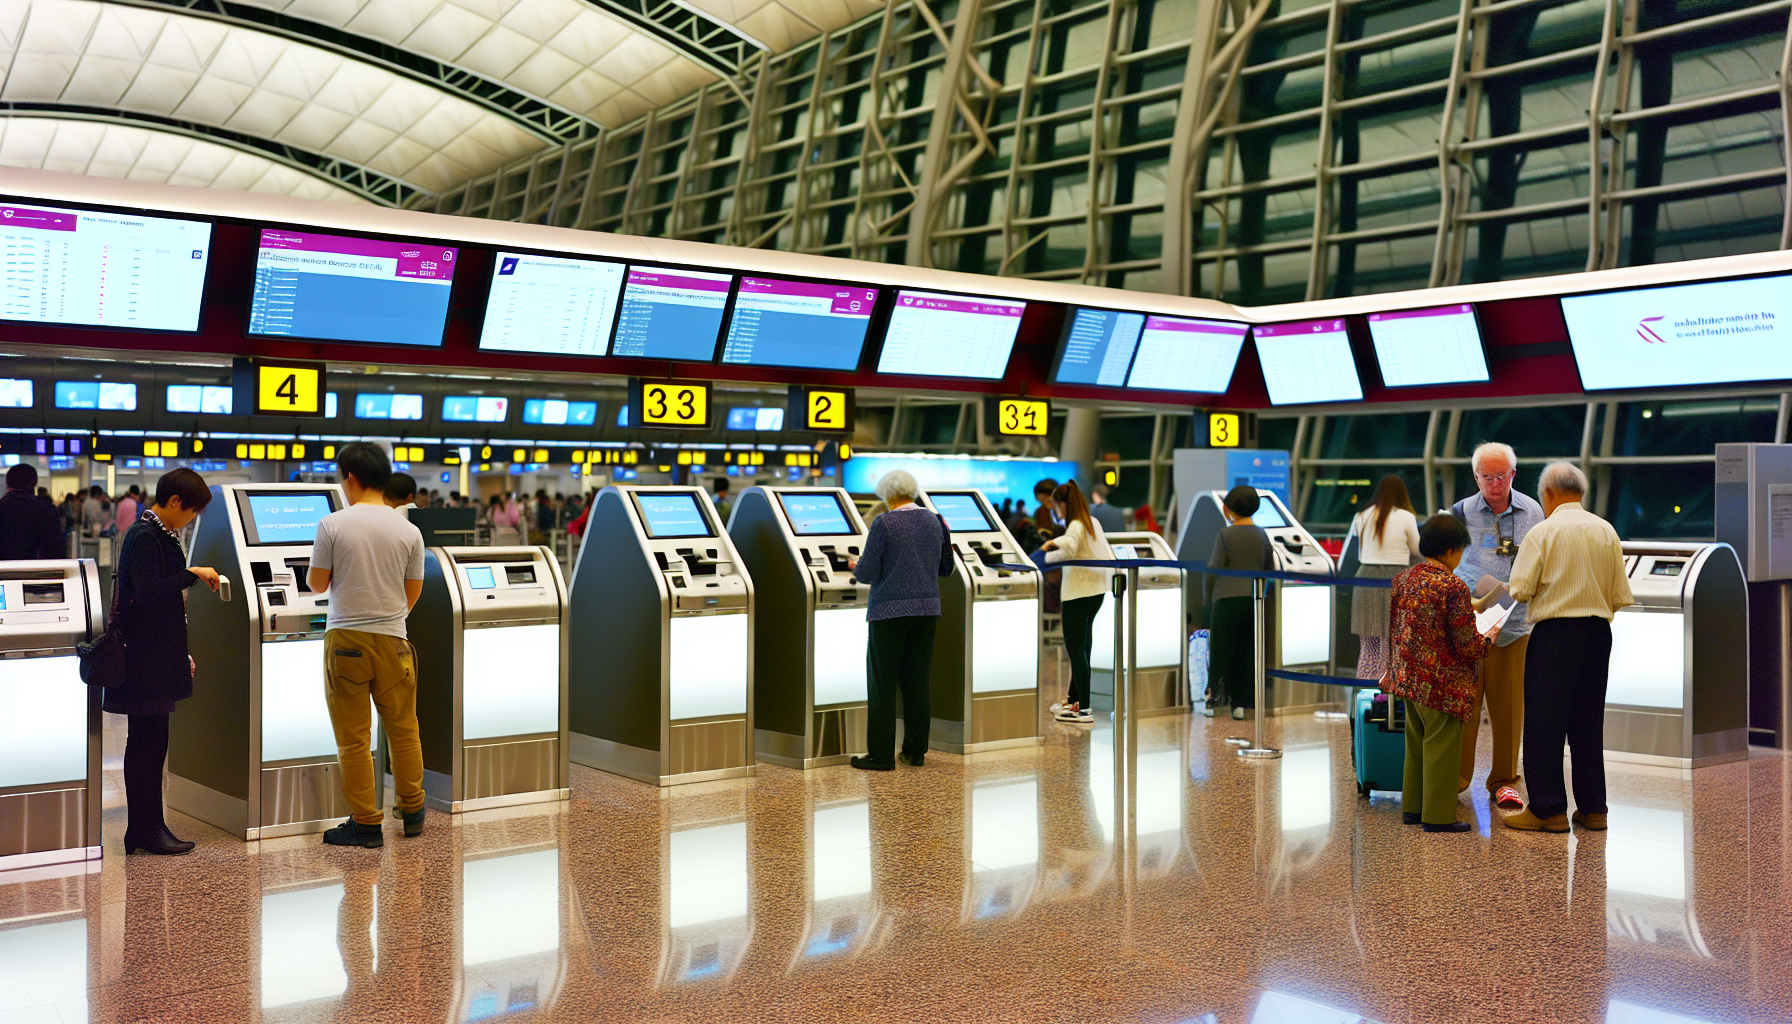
[
  {"xmin": 54, "ymin": 381, "xmax": 136, "ymax": 410},
  {"xmin": 1125, "ymin": 316, "xmax": 1250, "ymax": 393},
  {"xmin": 1252, "ymin": 319, "xmax": 1364, "ymax": 405},
  {"xmin": 0, "ymin": 203, "xmax": 211, "ymax": 331},
  {"xmin": 0, "ymin": 379, "xmax": 33, "ymax": 408},
  {"xmin": 1053, "ymin": 308, "xmax": 1143, "ymax": 386},
  {"xmin": 522, "ymin": 399, "xmax": 597, "ymax": 426},
  {"xmin": 354, "ymin": 393, "xmax": 423, "ymax": 420},
  {"xmin": 167, "ymin": 384, "xmax": 233, "ymax": 414},
  {"xmin": 479, "ymin": 252, "xmax": 626, "ymax": 357},
  {"xmin": 726, "ymin": 407, "xmax": 784, "ymax": 431},
  {"xmin": 1561, "ymin": 273, "xmax": 1792, "ymax": 390},
  {"xmin": 441, "ymin": 395, "xmax": 508, "ymax": 423},
  {"xmin": 1367, "ymin": 304, "xmax": 1489, "ymax": 387},
  {"xmin": 877, "ymin": 291, "xmax": 1025, "ymax": 379}
]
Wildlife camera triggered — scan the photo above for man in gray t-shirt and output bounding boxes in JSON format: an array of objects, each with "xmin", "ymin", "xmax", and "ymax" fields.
[{"xmin": 307, "ymin": 442, "xmax": 427, "ymax": 848}]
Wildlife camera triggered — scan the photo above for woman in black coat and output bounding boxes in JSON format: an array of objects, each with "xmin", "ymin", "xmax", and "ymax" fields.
[{"xmin": 106, "ymin": 469, "xmax": 221, "ymax": 855}]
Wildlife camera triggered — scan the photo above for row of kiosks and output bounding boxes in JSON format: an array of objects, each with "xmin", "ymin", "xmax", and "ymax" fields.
[{"xmin": 0, "ymin": 561, "xmax": 103, "ymax": 872}]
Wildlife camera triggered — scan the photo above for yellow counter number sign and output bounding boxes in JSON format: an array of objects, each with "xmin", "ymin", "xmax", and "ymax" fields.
[
  {"xmin": 250, "ymin": 359, "xmax": 325, "ymax": 417},
  {"xmin": 1209, "ymin": 412, "xmax": 1241, "ymax": 448},
  {"xmin": 632, "ymin": 379, "xmax": 712, "ymax": 429},
  {"xmin": 997, "ymin": 398, "xmax": 1049, "ymax": 436},
  {"xmin": 807, "ymin": 389, "xmax": 847, "ymax": 430}
]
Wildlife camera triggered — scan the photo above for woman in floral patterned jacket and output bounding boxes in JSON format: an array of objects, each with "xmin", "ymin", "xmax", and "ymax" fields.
[{"xmin": 1388, "ymin": 513, "xmax": 1501, "ymax": 833}]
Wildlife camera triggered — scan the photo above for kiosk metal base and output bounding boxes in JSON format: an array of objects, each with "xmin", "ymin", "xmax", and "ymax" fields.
[
  {"xmin": 928, "ymin": 691, "xmax": 1043, "ymax": 754},
  {"xmin": 0, "ymin": 784, "xmax": 87, "ymax": 859},
  {"xmin": 755, "ymin": 705, "xmax": 869, "ymax": 769},
  {"xmin": 1091, "ymin": 667, "xmax": 1186, "ymax": 718},
  {"xmin": 168, "ymin": 766, "xmax": 353, "ymax": 841},
  {"xmin": 0, "ymin": 844, "xmax": 100, "ymax": 880},
  {"xmin": 570, "ymin": 732, "xmax": 754, "ymax": 787}
]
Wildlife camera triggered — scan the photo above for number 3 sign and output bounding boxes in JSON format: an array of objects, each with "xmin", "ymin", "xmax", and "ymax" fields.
[{"xmin": 629, "ymin": 378, "xmax": 713, "ymax": 429}]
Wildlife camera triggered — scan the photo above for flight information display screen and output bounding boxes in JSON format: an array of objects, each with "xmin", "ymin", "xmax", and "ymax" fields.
[
  {"xmin": 441, "ymin": 396, "xmax": 508, "ymax": 423},
  {"xmin": 777, "ymin": 492, "xmax": 854, "ymax": 535},
  {"xmin": 55, "ymin": 381, "xmax": 136, "ymax": 410},
  {"xmin": 522, "ymin": 399, "xmax": 597, "ymax": 426},
  {"xmin": 877, "ymin": 291, "xmax": 1025, "ymax": 379},
  {"xmin": 167, "ymin": 385, "xmax": 233, "ymax": 414},
  {"xmin": 929, "ymin": 493, "xmax": 994, "ymax": 533},
  {"xmin": 245, "ymin": 492, "xmax": 334, "ymax": 545},
  {"xmin": 1367, "ymin": 304, "xmax": 1489, "ymax": 387},
  {"xmin": 1052, "ymin": 307, "xmax": 1142, "ymax": 386},
  {"xmin": 611, "ymin": 267, "xmax": 733, "ymax": 361},
  {"xmin": 249, "ymin": 229, "xmax": 457, "ymax": 347},
  {"xmin": 478, "ymin": 252, "xmax": 626, "ymax": 357},
  {"xmin": 1126, "ymin": 316, "xmax": 1249, "ymax": 392},
  {"xmin": 1560, "ymin": 273, "xmax": 1792, "ymax": 390},
  {"xmin": 721, "ymin": 276, "xmax": 878, "ymax": 370},
  {"xmin": 726, "ymin": 407, "xmax": 784, "ymax": 431},
  {"xmin": 354, "ymin": 393, "xmax": 424, "ymax": 420},
  {"xmin": 0, "ymin": 380, "xmax": 32, "ymax": 408},
  {"xmin": 635, "ymin": 493, "xmax": 712, "ymax": 538},
  {"xmin": 0, "ymin": 203, "xmax": 211, "ymax": 332},
  {"xmin": 1252, "ymin": 319, "xmax": 1364, "ymax": 406}
]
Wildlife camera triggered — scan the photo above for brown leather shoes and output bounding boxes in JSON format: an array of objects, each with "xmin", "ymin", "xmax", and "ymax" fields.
[
  {"xmin": 1502, "ymin": 809, "xmax": 1570, "ymax": 833},
  {"xmin": 1572, "ymin": 811, "xmax": 1607, "ymax": 831}
]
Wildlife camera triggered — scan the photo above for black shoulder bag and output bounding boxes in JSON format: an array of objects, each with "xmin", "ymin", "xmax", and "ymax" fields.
[{"xmin": 77, "ymin": 532, "xmax": 135, "ymax": 687}]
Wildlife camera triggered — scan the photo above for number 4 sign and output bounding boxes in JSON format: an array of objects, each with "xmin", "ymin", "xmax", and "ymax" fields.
[{"xmin": 240, "ymin": 357, "xmax": 326, "ymax": 417}]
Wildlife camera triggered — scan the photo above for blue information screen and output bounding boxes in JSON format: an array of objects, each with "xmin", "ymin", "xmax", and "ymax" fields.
[
  {"xmin": 929, "ymin": 494, "xmax": 993, "ymax": 533},
  {"xmin": 636, "ymin": 494, "xmax": 712, "ymax": 537},
  {"xmin": 354, "ymin": 393, "xmax": 424, "ymax": 420},
  {"xmin": 777, "ymin": 493, "xmax": 853, "ymax": 535},
  {"xmin": 1053, "ymin": 308, "xmax": 1143, "ymax": 386},
  {"xmin": 720, "ymin": 277, "xmax": 878, "ymax": 370},
  {"xmin": 465, "ymin": 566, "xmax": 496, "ymax": 590},
  {"xmin": 246, "ymin": 493, "xmax": 333, "ymax": 544},
  {"xmin": 523, "ymin": 399, "xmax": 598, "ymax": 426},
  {"xmin": 248, "ymin": 230, "xmax": 457, "ymax": 347},
  {"xmin": 610, "ymin": 267, "xmax": 733, "ymax": 361},
  {"xmin": 54, "ymin": 381, "xmax": 137, "ymax": 410}
]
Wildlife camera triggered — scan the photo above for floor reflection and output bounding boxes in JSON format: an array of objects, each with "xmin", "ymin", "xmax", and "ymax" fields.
[{"xmin": 661, "ymin": 820, "xmax": 752, "ymax": 985}]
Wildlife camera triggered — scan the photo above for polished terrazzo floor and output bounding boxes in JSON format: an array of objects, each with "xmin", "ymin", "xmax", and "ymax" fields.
[{"xmin": 2, "ymin": 704, "xmax": 1789, "ymax": 1024}]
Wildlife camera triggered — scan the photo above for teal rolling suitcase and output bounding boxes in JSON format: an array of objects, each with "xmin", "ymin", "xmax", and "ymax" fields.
[{"xmin": 1352, "ymin": 687, "xmax": 1405, "ymax": 796}]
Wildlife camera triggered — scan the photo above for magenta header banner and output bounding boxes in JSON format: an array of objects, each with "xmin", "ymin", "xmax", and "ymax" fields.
[
  {"xmin": 258, "ymin": 229, "xmax": 458, "ymax": 281},
  {"xmin": 1252, "ymin": 319, "xmax": 1347, "ymax": 339},
  {"xmin": 896, "ymin": 291, "xmax": 1025, "ymax": 317},
  {"xmin": 627, "ymin": 268, "xmax": 733, "ymax": 294},
  {"xmin": 0, "ymin": 206, "xmax": 78, "ymax": 232},
  {"xmin": 1368, "ymin": 304, "xmax": 1474, "ymax": 323},
  {"xmin": 1144, "ymin": 316, "xmax": 1248, "ymax": 336},
  {"xmin": 741, "ymin": 276, "xmax": 877, "ymax": 315}
]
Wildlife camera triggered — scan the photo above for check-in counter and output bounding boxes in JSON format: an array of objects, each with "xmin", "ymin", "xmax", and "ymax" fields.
[
  {"xmin": 726, "ymin": 487, "xmax": 870, "ymax": 768},
  {"xmin": 1177, "ymin": 488, "xmax": 1337, "ymax": 709},
  {"xmin": 176, "ymin": 484, "xmax": 349, "ymax": 839},
  {"xmin": 408, "ymin": 546, "xmax": 568, "ymax": 811},
  {"xmin": 0, "ymin": 560, "xmax": 102, "ymax": 872},
  {"xmin": 568, "ymin": 486, "xmax": 754, "ymax": 786},
  {"xmin": 1607, "ymin": 542, "xmax": 1747, "ymax": 767},
  {"xmin": 1091, "ymin": 531, "xmax": 1186, "ymax": 715},
  {"xmin": 914, "ymin": 489, "xmax": 1040, "ymax": 753}
]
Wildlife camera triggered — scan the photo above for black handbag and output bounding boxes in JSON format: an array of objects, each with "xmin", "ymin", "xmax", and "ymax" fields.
[{"xmin": 77, "ymin": 537, "xmax": 133, "ymax": 687}]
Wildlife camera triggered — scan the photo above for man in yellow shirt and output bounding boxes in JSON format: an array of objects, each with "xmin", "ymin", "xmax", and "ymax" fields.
[{"xmin": 1502, "ymin": 462, "xmax": 1633, "ymax": 833}]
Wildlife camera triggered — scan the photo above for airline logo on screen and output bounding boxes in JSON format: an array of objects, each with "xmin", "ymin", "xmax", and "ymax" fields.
[
  {"xmin": 1636, "ymin": 310, "xmax": 1774, "ymax": 344},
  {"xmin": 499, "ymin": 257, "xmax": 520, "ymax": 275},
  {"xmin": 1638, "ymin": 316, "xmax": 1665, "ymax": 343}
]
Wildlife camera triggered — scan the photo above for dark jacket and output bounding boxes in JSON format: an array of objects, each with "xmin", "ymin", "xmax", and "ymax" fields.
[
  {"xmin": 103, "ymin": 517, "xmax": 199, "ymax": 716},
  {"xmin": 851, "ymin": 504, "xmax": 952, "ymax": 621},
  {"xmin": 0, "ymin": 488, "xmax": 65, "ymax": 561},
  {"xmin": 1203, "ymin": 522, "xmax": 1274, "ymax": 605}
]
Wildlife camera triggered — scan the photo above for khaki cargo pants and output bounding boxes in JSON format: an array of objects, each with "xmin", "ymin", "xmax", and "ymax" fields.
[{"xmin": 323, "ymin": 628, "xmax": 425, "ymax": 826}]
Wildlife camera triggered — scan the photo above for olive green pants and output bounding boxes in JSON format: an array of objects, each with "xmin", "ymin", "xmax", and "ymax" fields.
[{"xmin": 1402, "ymin": 700, "xmax": 1465, "ymax": 826}]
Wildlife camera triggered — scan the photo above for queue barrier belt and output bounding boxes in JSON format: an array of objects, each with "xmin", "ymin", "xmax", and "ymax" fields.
[{"xmin": 982, "ymin": 558, "xmax": 1394, "ymax": 588}]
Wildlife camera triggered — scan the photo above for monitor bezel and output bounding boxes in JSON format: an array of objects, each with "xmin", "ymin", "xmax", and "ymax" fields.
[
  {"xmin": 1556, "ymin": 269, "xmax": 1792, "ymax": 393},
  {"xmin": 775, "ymin": 490, "xmax": 858, "ymax": 537},
  {"xmin": 1364, "ymin": 303, "xmax": 1492, "ymax": 390},
  {"xmin": 474, "ymin": 247, "xmax": 631, "ymax": 358},
  {"xmin": 245, "ymin": 224, "xmax": 460, "ymax": 349},
  {"xmin": 630, "ymin": 491, "xmax": 717, "ymax": 539},
  {"xmin": 234, "ymin": 488, "xmax": 340, "ymax": 547},
  {"xmin": 1248, "ymin": 319, "xmax": 1367, "ymax": 407},
  {"xmin": 870, "ymin": 287, "xmax": 1029, "ymax": 381},
  {"xmin": 719, "ymin": 271, "xmax": 885, "ymax": 372}
]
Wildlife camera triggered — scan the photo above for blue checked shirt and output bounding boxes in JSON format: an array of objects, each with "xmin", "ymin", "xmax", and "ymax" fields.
[{"xmin": 1450, "ymin": 489, "xmax": 1545, "ymax": 647}]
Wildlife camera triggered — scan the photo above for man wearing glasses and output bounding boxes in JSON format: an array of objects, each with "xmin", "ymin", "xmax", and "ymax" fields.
[{"xmin": 1450, "ymin": 442, "xmax": 1544, "ymax": 810}]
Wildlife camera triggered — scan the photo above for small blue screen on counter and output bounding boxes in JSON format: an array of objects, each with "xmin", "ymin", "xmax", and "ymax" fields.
[
  {"xmin": 246, "ymin": 493, "xmax": 333, "ymax": 543},
  {"xmin": 929, "ymin": 493, "xmax": 994, "ymax": 532},
  {"xmin": 466, "ymin": 567, "xmax": 496, "ymax": 589},
  {"xmin": 636, "ymin": 494, "xmax": 711, "ymax": 537},
  {"xmin": 777, "ymin": 493, "xmax": 852, "ymax": 535}
]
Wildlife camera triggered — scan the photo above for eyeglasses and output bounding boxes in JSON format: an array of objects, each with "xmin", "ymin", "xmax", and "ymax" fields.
[{"xmin": 1475, "ymin": 470, "xmax": 1515, "ymax": 482}]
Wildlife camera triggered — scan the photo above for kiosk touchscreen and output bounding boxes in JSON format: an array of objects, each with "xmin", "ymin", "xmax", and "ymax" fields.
[
  {"xmin": 568, "ymin": 486, "xmax": 754, "ymax": 785},
  {"xmin": 913, "ymin": 489, "xmax": 1040, "ymax": 752},
  {"xmin": 0, "ymin": 560, "xmax": 104, "ymax": 872},
  {"xmin": 408, "ymin": 546, "xmax": 569, "ymax": 811},
  {"xmin": 1089, "ymin": 531, "xmax": 1187, "ymax": 715},
  {"xmin": 174, "ymin": 483, "xmax": 348, "ymax": 838},
  {"xmin": 727, "ymin": 487, "xmax": 871, "ymax": 768},
  {"xmin": 1177, "ymin": 488, "xmax": 1337, "ymax": 708}
]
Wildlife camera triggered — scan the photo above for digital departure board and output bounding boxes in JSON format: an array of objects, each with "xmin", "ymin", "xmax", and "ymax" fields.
[
  {"xmin": 478, "ymin": 252, "xmax": 626, "ymax": 357},
  {"xmin": 0, "ymin": 380, "xmax": 32, "ymax": 408},
  {"xmin": 876, "ymin": 291, "xmax": 1025, "ymax": 379},
  {"xmin": 727, "ymin": 407, "xmax": 784, "ymax": 431},
  {"xmin": 1561, "ymin": 273, "xmax": 1792, "ymax": 390},
  {"xmin": 167, "ymin": 385, "xmax": 233, "ymax": 414},
  {"xmin": 0, "ymin": 203, "xmax": 211, "ymax": 332},
  {"xmin": 1126, "ymin": 316, "xmax": 1249, "ymax": 392},
  {"xmin": 929, "ymin": 493, "xmax": 994, "ymax": 533},
  {"xmin": 522, "ymin": 399, "xmax": 597, "ymax": 426},
  {"xmin": 1252, "ymin": 320, "xmax": 1364, "ymax": 406},
  {"xmin": 353, "ymin": 393, "xmax": 424, "ymax": 420},
  {"xmin": 54, "ymin": 381, "xmax": 136, "ymax": 411},
  {"xmin": 441, "ymin": 396, "xmax": 509, "ymax": 423},
  {"xmin": 248, "ymin": 229, "xmax": 456, "ymax": 347},
  {"xmin": 1052, "ymin": 308, "xmax": 1143, "ymax": 386},
  {"xmin": 1367, "ymin": 304, "xmax": 1489, "ymax": 387},
  {"xmin": 635, "ymin": 493, "xmax": 712, "ymax": 537},
  {"xmin": 721, "ymin": 276, "xmax": 878, "ymax": 370},
  {"xmin": 611, "ymin": 267, "xmax": 733, "ymax": 361},
  {"xmin": 778, "ymin": 492, "xmax": 854, "ymax": 535},
  {"xmin": 243, "ymin": 492, "xmax": 334, "ymax": 545}
]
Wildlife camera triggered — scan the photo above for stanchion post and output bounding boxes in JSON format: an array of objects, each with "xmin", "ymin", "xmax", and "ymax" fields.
[{"xmin": 1238, "ymin": 574, "xmax": 1282, "ymax": 760}]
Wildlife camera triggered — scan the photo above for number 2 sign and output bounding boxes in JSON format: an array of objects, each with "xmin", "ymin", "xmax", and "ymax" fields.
[{"xmin": 786, "ymin": 386, "xmax": 855, "ymax": 433}]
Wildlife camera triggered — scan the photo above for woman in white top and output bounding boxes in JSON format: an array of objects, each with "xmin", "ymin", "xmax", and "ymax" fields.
[
  {"xmin": 1350, "ymin": 474, "xmax": 1422, "ymax": 680},
  {"xmin": 1042, "ymin": 481, "xmax": 1115, "ymax": 724}
]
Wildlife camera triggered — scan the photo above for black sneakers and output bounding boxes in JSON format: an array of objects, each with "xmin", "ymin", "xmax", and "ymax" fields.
[
  {"xmin": 322, "ymin": 818, "xmax": 384, "ymax": 848},
  {"xmin": 849, "ymin": 756, "xmax": 895, "ymax": 771},
  {"xmin": 897, "ymin": 752, "xmax": 925, "ymax": 767},
  {"xmin": 391, "ymin": 803, "xmax": 426, "ymax": 837}
]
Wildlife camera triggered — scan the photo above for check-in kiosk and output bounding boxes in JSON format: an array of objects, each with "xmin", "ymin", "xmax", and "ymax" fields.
[
  {"xmin": 914, "ymin": 490, "xmax": 1040, "ymax": 753},
  {"xmin": 0, "ymin": 560, "xmax": 103, "ymax": 872},
  {"xmin": 727, "ymin": 487, "xmax": 870, "ymax": 768},
  {"xmin": 568, "ymin": 486, "xmax": 754, "ymax": 785},
  {"xmin": 175, "ymin": 483, "xmax": 348, "ymax": 839},
  {"xmin": 408, "ymin": 546, "xmax": 568, "ymax": 811},
  {"xmin": 1607, "ymin": 542, "xmax": 1748, "ymax": 767},
  {"xmin": 1178, "ymin": 488, "xmax": 1337, "ymax": 708},
  {"xmin": 1091, "ymin": 532, "xmax": 1187, "ymax": 715}
]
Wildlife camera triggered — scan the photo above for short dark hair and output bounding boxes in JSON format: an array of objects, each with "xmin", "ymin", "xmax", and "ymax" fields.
[
  {"xmin": 1223, "ymin": 485, "xmax": 1260, "ymax": 518},
  {"xmin": 6, "ymin": 464, "xmax": 37, "ymax": 491},
  {"xmin": 384, "ymin": 472, "xmax": 417, "ymax": 503},
  {"xmin": 714, "ymin": 477, "xmax": 729, "ymax": 492},
  {"xmin": 1034, "ymin": 478, "xmax": 1058, "ymax": 497},
  {"xmin": 336, "ymin": 441, "xmax": 391, "ymax": 491},
  {"xmin": 89, "ymin": 485, "xmax": 105, "ymax": 499},
  {"xmin": 1419, "ymin": 513, "xmax": 1471, "ymax": 559},
  {"xmin": 154, "ymin": 468, "xmax": 212, "ymax": 512}
]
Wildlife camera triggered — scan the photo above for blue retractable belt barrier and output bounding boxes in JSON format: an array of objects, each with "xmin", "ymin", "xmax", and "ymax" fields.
[
  {"xmin": 989, "ymin": 558, "xmax": 1393, "ymax": 588},
  {"xmin": 1269, "ymin": 668, "xmax": 1378, "ymax": 688}
]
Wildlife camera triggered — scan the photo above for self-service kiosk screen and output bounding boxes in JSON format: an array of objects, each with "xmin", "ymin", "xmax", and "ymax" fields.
[
  {"xmin": 466, "ymin": 566, "xmax": 497, "ymax": 589},
  {"xmin": 1250, "ymin": 499, "xmax": 1287, "ymax": 529},
  {"xmin": 777, "ymin": 492, "xmax": 854, "ymax": 535},
  {"xmin": 243, "ymin": 492, "xmax": 335, "ymax": 545},
  {"xmin": 636, "ymin": 494, "xmax": 712, "ymax": 537},
  {"xmin": 930, "ymin": 493, "xmax": 994, "ymax": 532}
]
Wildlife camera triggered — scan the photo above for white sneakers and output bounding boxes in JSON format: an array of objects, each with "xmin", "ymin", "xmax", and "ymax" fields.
[{"xmin": 1055, "ymin": 704, "xmax": 1094, "ymax": 724}]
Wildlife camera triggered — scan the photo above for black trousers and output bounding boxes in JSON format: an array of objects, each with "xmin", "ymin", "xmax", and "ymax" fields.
[
  {"xmin": 1206, "ymin": 596, "xmax": 1256, "ymax": 708},
  {"xmin": 124, "ymin": 712, "xmax": 170, "ymax": 838},
  {"xmin": 866, "ymin": 615, "xmax": 937, "ymax": 764},
  {"xmin": 1060, "ymin": 594, "xmax": 1103, "ymax": 709},
  {"xmin": 1522, "ymin": 616, "xmax": 1612, "ymax": 819}
]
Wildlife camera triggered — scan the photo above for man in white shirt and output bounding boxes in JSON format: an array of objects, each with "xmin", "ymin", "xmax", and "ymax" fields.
[{"xmin": 309, "ymin": 443, "xmax": 427, "ymax": 848}]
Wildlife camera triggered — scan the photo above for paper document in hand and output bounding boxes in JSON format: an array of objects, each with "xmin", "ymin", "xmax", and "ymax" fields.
[
  {"xmin": 1473, "ymin": 574, "xmax": 1509, "ymax": 600},
  {"xmin": 1476, "ymin": 601, "xmax": 1513, "ymax": 635}
]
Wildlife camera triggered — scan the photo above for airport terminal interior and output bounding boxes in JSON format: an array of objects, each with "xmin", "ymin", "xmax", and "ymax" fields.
[{"xmin": 0, "ymin": 0, "xmax": 1790, "ymax": 1019}]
